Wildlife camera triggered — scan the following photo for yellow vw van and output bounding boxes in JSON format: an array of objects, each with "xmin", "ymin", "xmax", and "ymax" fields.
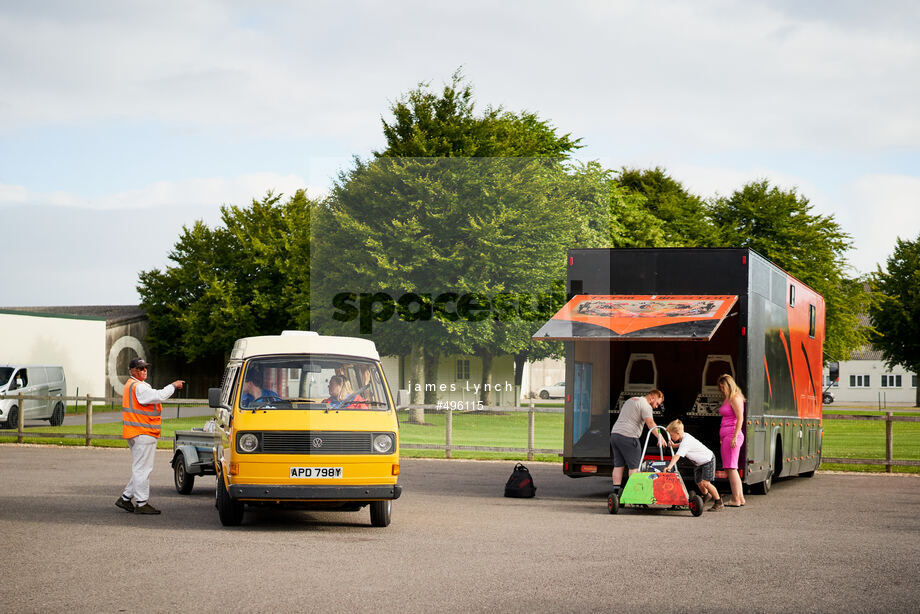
[{"xmin": 208, "ymin": 331, "xmax": 401, "ymax": 527}]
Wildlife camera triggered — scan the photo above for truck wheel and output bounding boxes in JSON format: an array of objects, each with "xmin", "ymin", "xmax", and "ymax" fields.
[
  {"xmin": 216, "ymin": 474, "xmax": 244, "ymax": 526},
  {"xmin": 607, "ymin": 493, "xmax": 619, "ymax": 515},
  {"xmin": 370, "ymin": 500, "xmax": 391, "ymax": 527},
  {"xmin": 174, "ymin": 453, "xmax": 195, "ymax": 494},
  {"xmin": 49, "ymin": 402, "xmax": 65, "ymax": 427},
  {"xmin": 4, "ymin": 405, "xmax": 18, "ymax": 429},
  {"xmin": 752, "ymin": 467, "xmax": 772, "ymax": 495},
  {"xmin": 689, "ymin": 494, "xmax": 704, "ymax": 517}
]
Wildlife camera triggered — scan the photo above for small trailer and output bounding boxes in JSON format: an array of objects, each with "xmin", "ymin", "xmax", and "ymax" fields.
[
  {"xmin": 533, "ymin": 248, "xmax": 826, "ymax": 494},
  {"xmin": 171, "ymin": 429, "xmax": 219, "ymax": 494}
]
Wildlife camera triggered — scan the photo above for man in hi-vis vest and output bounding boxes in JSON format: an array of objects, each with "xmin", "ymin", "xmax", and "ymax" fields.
[{"xmin": 115, "ymin": 358, "xmax": 184, "ymax": 515}]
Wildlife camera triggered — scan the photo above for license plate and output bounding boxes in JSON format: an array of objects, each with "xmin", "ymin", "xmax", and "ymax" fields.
[{"xmin": 289, "ymin": 466, "xmax": 343, "ymax": 479}]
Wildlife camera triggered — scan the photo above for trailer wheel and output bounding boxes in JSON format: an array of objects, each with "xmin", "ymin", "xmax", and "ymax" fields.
[
  {"xmin": 216, "ymin": 474, "xmax": 244, "ymax": 526},
  {"xmin": 173, "ymin": 453, "xmax": 195, "ymax": 495},
  {"xmin": 689, "ymin": 494, "xmax": 704, "ymax": 517},
  {"xmin": 49, "ymin": 402, "xmax": 65, "ymax": 427},
  {"xmin": 370, "ymin": 500, "xmax": 391, "ymax": 527},
  {"xmin": 607, "ymin": 493, "xmax": 620, "ymax": 515}
]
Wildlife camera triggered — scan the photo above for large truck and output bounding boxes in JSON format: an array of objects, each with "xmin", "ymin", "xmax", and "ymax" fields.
[{"xmin": 533, "ymin": 248, "xmax": 825, "ymax": 493}]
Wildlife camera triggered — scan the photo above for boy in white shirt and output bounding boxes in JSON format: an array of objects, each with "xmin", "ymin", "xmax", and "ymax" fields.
[{"xmin": 664, "ymin": 419, "xmax": 723, "ymax": 512}]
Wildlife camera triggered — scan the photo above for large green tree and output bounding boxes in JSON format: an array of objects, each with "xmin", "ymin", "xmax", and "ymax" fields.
[
  {"xmin": 377, "ymin": 70, "xmax": 580, "ymax": 159},
  {"xmin": 139, "ymin": 190, "xmax": 315, "ymax": 362},
  {"xmin": 313, "ymin": 73, "xmax": 593, "ymax": 415},
  {"xmin": 616, "ymin": 167, "xmax": 716, "ymax": 246},
  {"xmin": 708, "ymin": 180, "xmax": 869, "ymax": 362},
  {"xmin": 870, "ymin": 233, "xmax": 920, "ymax": 406}
]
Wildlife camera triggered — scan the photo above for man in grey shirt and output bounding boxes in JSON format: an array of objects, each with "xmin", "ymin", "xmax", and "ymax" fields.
[{"xmin": 610, "ymin": 389, "xmax": 665, "ymax": 494}]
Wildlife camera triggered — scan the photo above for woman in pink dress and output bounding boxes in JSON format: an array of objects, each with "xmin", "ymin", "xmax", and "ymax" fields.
[{"xmin": 717, "ymin": 374, "xmax": 746, "ymax": 507}]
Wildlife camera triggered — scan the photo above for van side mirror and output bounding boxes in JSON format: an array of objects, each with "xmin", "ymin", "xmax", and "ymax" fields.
[
  {"xmin": 208, "ymin": 387, "xmax": 224, "ymax": 409},
  {"xmin": 396, "ymin": 389, "xmax": 410, "ymax": 408}
]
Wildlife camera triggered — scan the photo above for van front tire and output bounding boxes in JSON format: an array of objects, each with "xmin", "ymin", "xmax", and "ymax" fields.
[
  {"xmin": 216, "ymin": 475, "xmax": 244, "ymax": 526},
  {"xmin": 4, "ymin": 405, "xmax": 18, "ymax": 429},
  {"xmin": 370, "ymin": 500, "xmax": 391, "ymax": 527}
]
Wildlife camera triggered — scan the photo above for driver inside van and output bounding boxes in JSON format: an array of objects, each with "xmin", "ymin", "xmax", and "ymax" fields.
[
  {"xmin": 323, "ymin": 375, "xmax": 368, "ymax": 409},
  {"xmin": 240, "ymin": 369, "xmax": 281, "ymax": 407}
]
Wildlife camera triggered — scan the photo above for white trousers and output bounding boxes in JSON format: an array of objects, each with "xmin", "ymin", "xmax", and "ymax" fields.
[{"xmin": 123, "ymin": 434, "xmax": 157, "ymax": 503}]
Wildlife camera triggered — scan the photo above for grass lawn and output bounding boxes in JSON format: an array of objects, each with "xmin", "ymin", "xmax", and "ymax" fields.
[
  {"xmin": 821, "ymin": 410, "xmax": 920, "ymax": 473},
  {"xmin": 3, "ymin": 409, "xmax": 917, "ymax": 473}
]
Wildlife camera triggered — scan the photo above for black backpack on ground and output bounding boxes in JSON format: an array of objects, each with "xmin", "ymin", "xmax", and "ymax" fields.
[{"xmin": 504, "ymin": 463, "xmax": 536, "ymax": 498}]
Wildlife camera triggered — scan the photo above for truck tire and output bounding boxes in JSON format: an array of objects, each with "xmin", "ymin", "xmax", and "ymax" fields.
[
  {"xmin": 173, "ymin": 453, "xmax": 195, "ymax": 495},
  {"xmin": 216, "ymin": 474, "xmax": 244, "ymax": 526},
  {"xmin": 370, "ymin": 500, "xmax": 391, "ymax": 527},
  {"xmin": 752, "ymin": 467, "xmax": 772, "ymax": 495},
  {"xmin": 49, "ymin": 402, "xmax": 65, "ymax": 427}
]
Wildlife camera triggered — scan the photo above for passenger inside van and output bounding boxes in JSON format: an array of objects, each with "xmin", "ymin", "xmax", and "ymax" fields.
[{"xmin": 323, "ymin": 375, "xmax": 369, "ymax": 409}]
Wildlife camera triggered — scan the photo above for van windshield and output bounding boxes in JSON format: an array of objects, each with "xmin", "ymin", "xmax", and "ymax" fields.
[
  {"xmin": 239, "ymin": 356, "xmax": 391, "ymax": 411},
  {"xmin": 0, "ymin": 367, "xmax": 12, "ymax": 387}
]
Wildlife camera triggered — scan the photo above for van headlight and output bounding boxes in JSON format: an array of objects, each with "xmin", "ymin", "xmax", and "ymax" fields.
[
  {"xmin": 238, "ymin": 433, "xmax": 260, "ymax": 453},
  {"xmin": 373, "ymin": 433, "xmax": 394, "ymax": 454}
]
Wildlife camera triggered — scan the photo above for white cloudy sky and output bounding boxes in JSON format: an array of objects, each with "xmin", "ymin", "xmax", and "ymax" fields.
[{"xmin": 1, "ymin": 0, "xmax": 918, "ymax": 306}]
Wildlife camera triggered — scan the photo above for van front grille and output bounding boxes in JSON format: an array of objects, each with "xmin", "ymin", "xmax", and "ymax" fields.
[{"xmin": 260, "ymin": 431, "xmax": 374, "ymax": 454}]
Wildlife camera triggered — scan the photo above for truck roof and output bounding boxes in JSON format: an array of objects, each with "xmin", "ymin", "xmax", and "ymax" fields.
[{"xmin": 230, "ymin": 332, "xmax": 380, "ymax": 361}]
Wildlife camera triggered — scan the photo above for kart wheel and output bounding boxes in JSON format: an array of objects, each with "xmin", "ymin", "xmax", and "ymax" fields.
[
  {"xmin": 607, "ymin": 493, "xmax": 620, "ymax": 515},
  {"xmin": 689, "ymin": 494, "xmax": 704, "ymax": 517}
]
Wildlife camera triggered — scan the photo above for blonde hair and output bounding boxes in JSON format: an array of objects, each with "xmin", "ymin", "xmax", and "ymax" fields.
[
  {"xmin": 717, "ymin": 374, "xmax": 746, "ymax": 402},
  {"xmin": 666, "ymin": 419, "xmax": 684, "ymax": 435}
]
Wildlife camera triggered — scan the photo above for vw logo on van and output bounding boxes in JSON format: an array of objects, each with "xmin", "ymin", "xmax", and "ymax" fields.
[{"xmin": 312, "ymin": 437, "xmax": 323, "ymax": 448}]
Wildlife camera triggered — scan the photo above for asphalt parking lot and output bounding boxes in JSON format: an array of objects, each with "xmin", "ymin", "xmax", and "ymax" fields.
[{"xmin": 1, "ymin": 445, "xmax": 918, "ymax": 613}]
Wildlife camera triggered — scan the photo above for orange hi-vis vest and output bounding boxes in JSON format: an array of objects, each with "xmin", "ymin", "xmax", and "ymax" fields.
[{"xmin": 122, "ymin": 378, "xmax": 163, "ymax": 439}]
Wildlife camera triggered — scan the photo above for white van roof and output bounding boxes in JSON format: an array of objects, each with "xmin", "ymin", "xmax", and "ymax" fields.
[{"xmin": 230, "ymin": 332, "xmax": 380, "ymax": 361}]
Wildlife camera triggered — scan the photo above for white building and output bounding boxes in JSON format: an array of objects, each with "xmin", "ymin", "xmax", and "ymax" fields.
[
  {"xmin": 0, "ymin": 309, "xmax": 107, "ymax": 398},
  {"xmin": 828, "ymin": 348, "xmax": 918, "ymax": 406}
]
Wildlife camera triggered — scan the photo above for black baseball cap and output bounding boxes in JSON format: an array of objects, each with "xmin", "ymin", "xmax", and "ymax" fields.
[{"xmin": 129, "ymin": 358, "xmax": 150, "ymax": 370}]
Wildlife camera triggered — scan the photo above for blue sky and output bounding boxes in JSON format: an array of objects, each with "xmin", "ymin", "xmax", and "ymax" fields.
[{"xmin": 1, "ymin": 0, "xmax": 918, "ymax": 305}]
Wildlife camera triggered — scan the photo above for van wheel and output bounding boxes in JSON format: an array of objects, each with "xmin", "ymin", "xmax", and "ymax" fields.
[
  {"xmin": 4, "ymin": 405, "xmax": 18, "ymax": 429},
  {"xmin": 370, "ymin": 500, "xmax": 391, "ymax": 527},
  {"xmin": 216, "ymin": 475, "xmax": 244, "ymax": 526},
  {"xmin": 49, "ymin": 402, "xmax": 65, "ymax": 427},
  {"xmin": 174, "ymin": 453, "xmax": 195, "ymax": 494}
]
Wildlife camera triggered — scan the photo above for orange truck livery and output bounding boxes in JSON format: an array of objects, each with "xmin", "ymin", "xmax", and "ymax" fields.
[{"xmin": 533, "ymin": 248, "xmax": 825, "ymax": 493}]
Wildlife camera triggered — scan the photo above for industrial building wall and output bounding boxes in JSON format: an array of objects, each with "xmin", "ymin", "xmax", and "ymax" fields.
[{"xmin": 0, "ymin": 310, "xmax": 106, "ymax": 398}]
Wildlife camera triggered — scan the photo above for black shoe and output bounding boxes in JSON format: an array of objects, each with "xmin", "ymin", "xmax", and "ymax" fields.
[
  {"xmin": 115, "ymin": 497, "xmax": 135, "ymax": 513},
  {"xmin": 134, "ymin": 503, "xmax": 161, "ymax": 515}
]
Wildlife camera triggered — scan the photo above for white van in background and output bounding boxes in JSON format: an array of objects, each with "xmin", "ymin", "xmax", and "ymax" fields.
[{"xmin": 0, "ymin": 365, "xmax": 67, "ymax": 427}]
